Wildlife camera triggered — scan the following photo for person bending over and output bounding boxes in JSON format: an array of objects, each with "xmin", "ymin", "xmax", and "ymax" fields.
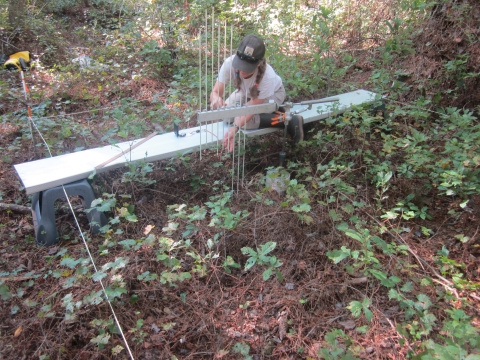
[{"xmin": 209, "ymin": 34, "xmax": 304, "ymax": 152}]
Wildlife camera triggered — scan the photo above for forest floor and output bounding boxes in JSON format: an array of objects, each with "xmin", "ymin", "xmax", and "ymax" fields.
[{"xmin": 1, "ymin": 3, "xmax": 480, "ymax": 360}]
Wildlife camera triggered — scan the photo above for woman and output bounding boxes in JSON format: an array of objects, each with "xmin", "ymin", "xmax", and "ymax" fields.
[{"xmin": 210, "ymin": 34, "xmax": 304, "ymax": 151}]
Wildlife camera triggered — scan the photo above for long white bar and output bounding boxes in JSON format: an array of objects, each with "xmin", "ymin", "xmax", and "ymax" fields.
[
  {"xmin": 197, "ymin": 102, "xmax": 277, "ymax": 123},
  {"xmin": 14, "ymin": 89, "xmax": 380, "ymax": 194},
  {"xmin": 241, "ymin": 89, "xmax": 380, "ymax": 137},
  {"xmin": 15, "ymin": 123, "xmax": 228, "ymax": 195}
]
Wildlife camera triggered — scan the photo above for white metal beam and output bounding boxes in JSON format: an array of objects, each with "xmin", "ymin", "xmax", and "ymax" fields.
[{"xmin": 14, "ymin": 89, "xmax": 380, "ymax": 194}]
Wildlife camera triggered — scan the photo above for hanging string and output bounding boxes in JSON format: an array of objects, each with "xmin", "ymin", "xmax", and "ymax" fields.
[{"xmin": 28, "ymin": 117, "xmax": 135, "ymax": 360}]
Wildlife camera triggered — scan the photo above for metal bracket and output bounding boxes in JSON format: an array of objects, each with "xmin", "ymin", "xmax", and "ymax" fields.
[{"xmin": 174, "ymin": 123, "xmax": 186, "ymax": 137}]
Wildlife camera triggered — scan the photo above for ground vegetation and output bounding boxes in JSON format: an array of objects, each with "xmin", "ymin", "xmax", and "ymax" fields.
[{"xmin": 0, "ymin": 0, "xmax": 479, "ymax": 359}]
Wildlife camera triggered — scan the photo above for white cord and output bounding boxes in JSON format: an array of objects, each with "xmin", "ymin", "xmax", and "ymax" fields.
[{"xmin": 29, "ymin": 117, "xmax": 135, "ymax": 360}]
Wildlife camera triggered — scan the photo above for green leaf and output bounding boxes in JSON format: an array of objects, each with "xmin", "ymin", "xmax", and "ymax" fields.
[
  {"xmin": 233, "ymin": 341, "xmax": 250, "ymax": 356},
  {"xmin": 102, "ymin": 257, "xmax": 129, "ymax": 271},
  {"xmin": 90, "ymin": 197, "xmax": 116, "ymax": 212},
  {"xmin": 344, "ymin": 229, "xmax": 363, "ymax": 242},
  {"xmin": 24, "ymin": 299, "xmax": 38, "ymax": 307},
  {"xmin": 223, "ymin": 256, "xmax": 240, "ymax": 269},
  {"xmin": 368, "ymin": 269, "xmax": 400, "ymax": 288},
  {"xmin": 118, "ymin": 239, "xmax": 136, "ymax": 250},
  {"xmin": 260, "ymin": 242, "xmax": 276, "ymax": 255},
  {"xmin": 16, "ymin": 288, "xmax": 25, "ymax": 298},
  {"xmin": 465, "ymin": 355, "xmax": 480, "ymax": 360},
  {"xmin": 105, "ymin": 286, "xmax": 127, "ymax": 300},
  {"xmin": 420, "ymin": 277, "xmax": 433, "ymax": 286},
  {"xmin": 129, "ymin": 294, "xmax": 139, "ymax": 304},
  {"xmin": 244, "ymin": 257, "xmax": 257, "ymax": 271},
  {"xmin": 326, "ymin": 247, "xmax": 350, "ymax": 264},
  {"xmin": 275, "ymin": 270, "xmax": 284, "ymax": 282},
  {"xmin": 92, "ymin": 271, "xmax": 107, "ymax": 282},
  {"xmin": 0, "ymin": 284, "xmax": 12, "ymax": 301},
  {"xmin": 348, "ymin": 301, "xmax": 363, "ymax": 318},
  {"xmin": 401, "ymin": 282, "xmax": 414, "ymax": 293},
  {"xmin": 112, "ymin": 345, "xmax": 124, "ymax": 356},
  {"xmin": 361, "ymin": 297, "xmax": 371, "ymax": 308},
  {"xmin": 364, "ymin": 307, "xmax": 373, "ymax": 322},
  {"xmin": 329, "ymin": 209, "xmax": 343, "ymax": 222},
  {"xmin": 241, "ymin": 247, "xmax": 257, "ymax": 257},
  {"xmin": 342, "ymin": 203, "xmax": 355, "ymax": 214},
  {"xmin": 178, "ymin": 272, "xmax": 191, "ymax": 282},
  {"xmin": 161, "ymin": 322, "xmax": 175, "ymax": 331},
  {"xmin": 336, "ymin": 222, "xmax": 349, "ymax": 231},
  {"xmin": 371, "ymin": 236, "xmax": 389, "ymax": 252},
  {"xmin": 88, "ymin": 169, "xmax": 97, "ymax": 180},
  {"xmin": 356, "ymin": 325, "xmax": 369, "ymax": 334},
  {"xmin": 381, "ymin": 211, "xmax": 398, "ymax": 220},
  {"xmin": 91, "ymin": 333, "xmax": 111, "ymax": 346},
  {"xmin": 262, "ymin": 267, "xmax": 273, "ymax": 281},
  {"xmin": 60, "ymin": 257, "xmax": 87, "ymax": 269},
  {"xmin": 292, "ymin": 203, "xmax": 311, "ymax": 213},
  {"xmin": 388, "ymin": 276, "xmax": 402, "ymax": 286},
  {"xmin": 416, "ymin": 293, "xmax": 432, "ymax": 310},
  {"xmin": 137, "ymin": 271, "xmax": 158, "ymax": 281},
  {"xmin": 125, "ymin": 213, "xmax": 138, "ymax": 222},
  {"xmin": 83, "ymin": 290, "xmax": 104, "ymax": 305}
]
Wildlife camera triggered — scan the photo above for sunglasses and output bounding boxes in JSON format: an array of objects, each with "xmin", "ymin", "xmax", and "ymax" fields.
[{"xmin": 236, "ymin": 51, "xmax": 259, "ymax": 64}]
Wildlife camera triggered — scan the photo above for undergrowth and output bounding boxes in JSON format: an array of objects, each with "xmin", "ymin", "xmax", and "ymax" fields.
[{"xmin": 0, "ymin": 0, "xmax": 479, "ymax": 359}]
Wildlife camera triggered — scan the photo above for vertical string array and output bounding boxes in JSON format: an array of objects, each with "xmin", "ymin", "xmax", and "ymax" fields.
[
  {"xmin": 242, "ymin": 77, "xmax": 248, "ymax": 186},
  {"xmin": 198, "ymin": 11, "xmax": 243, "ymax": 192},
  {"xmin": 223, "ymin": 20, "xmax": 227, "ymax": 143},
  {"xmin": 201, "ymin": 9, "xmax": 208, "ymax": 160},
  {"xmin": 208, "ymin": 7, "xmax": 214, "ymax": 146},
  {"xmin": 205, "ymin": 9, "xmax": 208, "ymax": 110},
  {"xmin": 216, "ymin": 23, "xmax": 221, "ymax": 153},
  {"xmin": 198, "ymin": 28, "xmax": 202, "ymax": 117},
  {"xmin": 230, "ymin": 25, "xmax": 235, "ymax": 191}
]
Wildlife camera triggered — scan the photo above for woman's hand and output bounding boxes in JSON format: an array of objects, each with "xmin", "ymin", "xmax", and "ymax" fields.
[
  {"xmin": 210, "ymin": 81, "xmax": 226, "ymax": 109},
  {"xmin": 210, "ymin": 93, "xmax": 225, "ymax": 109},
  {"xmin": 223, "ymin": 126, "xmax": 238, "ymax": 152}
]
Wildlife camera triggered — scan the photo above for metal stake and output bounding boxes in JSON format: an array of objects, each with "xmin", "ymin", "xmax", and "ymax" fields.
[
  {"xmin": 198, "ymin": 29, "xmax": 202, "ymax": 113},
  {"xmin": 216, "ymin": 24, "xmax": 220, "ymax": 153}
]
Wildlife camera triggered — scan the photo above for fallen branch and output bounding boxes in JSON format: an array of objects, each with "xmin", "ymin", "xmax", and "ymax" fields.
[
  {"xmin": 0, "ymin": 275, "xmax": 35, "ymax": 282},
  {"xmin": 0, "ymin": 203, "xmax": 31, "ymax": 214},
  {"xmin": 347, "ymin": 277, "xmax": 368, "ymax": 285}
]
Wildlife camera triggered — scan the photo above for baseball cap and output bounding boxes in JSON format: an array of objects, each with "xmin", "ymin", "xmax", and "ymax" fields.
[{"xmin": 232, "ymin": 35, "xmax": 265, "ymax": 73}]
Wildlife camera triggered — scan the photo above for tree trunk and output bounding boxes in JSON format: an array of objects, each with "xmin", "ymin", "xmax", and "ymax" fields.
[{"xmin": 8, "ymin": 0, "xmax": 25, "ymax": 30}]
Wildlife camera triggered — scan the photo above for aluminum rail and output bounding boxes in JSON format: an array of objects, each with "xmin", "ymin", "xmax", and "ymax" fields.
[
  {"xmin": 196, "ymin": 102, "xmax": 277, "ymax": 123},
  {"xmin": 14, "ymin": 89, "xmax": 381, "ymax": 194}
]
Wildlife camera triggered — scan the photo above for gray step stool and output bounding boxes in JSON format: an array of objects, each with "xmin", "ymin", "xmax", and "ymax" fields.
[{"xmin": 31, "ymin": 179, "xmax": 107, "ymax": 246}]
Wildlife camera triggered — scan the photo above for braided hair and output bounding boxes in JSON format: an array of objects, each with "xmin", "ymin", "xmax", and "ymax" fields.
[{"xmin": 233, "ymin": 58, "xmax": 267, "ymax": 99}]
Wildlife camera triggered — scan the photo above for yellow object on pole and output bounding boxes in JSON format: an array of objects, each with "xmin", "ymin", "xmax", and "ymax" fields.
[
  {"xmin": 3, "ymin": 51, "xmax": 38, "ymax": 156},
  {"xmin": 4, "ymin": 51, "xmax": 31, "ymax": 71}
]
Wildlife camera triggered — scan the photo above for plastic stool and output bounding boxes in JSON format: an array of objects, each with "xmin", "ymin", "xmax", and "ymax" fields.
[{"xmin": 31, "ymin": 179, "xmax": 107, "ymax": 246}]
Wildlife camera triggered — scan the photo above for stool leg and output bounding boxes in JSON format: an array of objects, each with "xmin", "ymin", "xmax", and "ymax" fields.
[{"xmin": 32, "ymin": 190, "xmax": 59, "ymax": 247}]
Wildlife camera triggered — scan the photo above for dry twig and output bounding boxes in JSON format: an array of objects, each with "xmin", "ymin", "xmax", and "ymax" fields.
[{"xmin": 0, "ymin": 202, "xmax": 31, "ymax": 214}]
